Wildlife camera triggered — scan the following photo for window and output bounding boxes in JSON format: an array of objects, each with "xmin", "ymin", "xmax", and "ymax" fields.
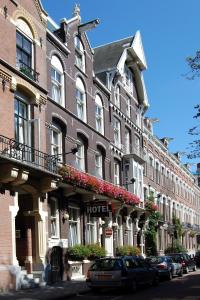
[
  {"xmin": 69, "ymin": 206, "xmax": 81, "ymax": 247},
  {"xmin": 155, "ymin": 162, "xmax": 160, "ymax": 184},
  {"xmin": 76, "ymin": 77, "xmax": 87, "ymax": 122},
  {"xmin": 133, "ymin": 163, "xmax": 143, "ymax": 199},
  {"xmin": 14, "ymin": 96, "xmax": 29, "ymax": 145},
  {"xmin": 16, "ymin": 19, "xmax": 34, "ymax": 80},
  {"xmin": 51, "ymin": 56, "xmax": 64, "ymax": 106},
  {"xmin": 114, "ymin": 85, "xmax": 120, "ymax": 108},
  {"xmin": 126, "ymin": 97, "xmax": 131, "ymax": 118},
  {"xmin": 51, "ymin": 124, "xmax": 62, "ymax": 160},
  {"xmin": 75, "ymin": 36, "xmax": 85, "ymax": 72},
  {"xmin": 50, "ymin": 198, "xmax": 60, "ymax": 238},
  {"xmin": 95, "ymin": 151, "xmax": 103, "ymax": 178},
  {"xmin": 113, "ymin": 117, "xmax": 121, "ymax": 147},
  {"xmin": 95, "ymin": 95, "xmax": 104, "ymax": 134},
  {"xmin": 124, "ymin": 65, "xmax": 133, "ymax": 93},
  {"xmin": 76, "ymin": 138, "xmax": 86, "ymax": 171},
  {"xmin": 135, "ymin": 135, "xmax": 140, "ymax": 156},
  {"xmin": 86, "ymin": 215, "xmax": 97, "ymax": 244},
  {"xmin": 124, "ymin": 128, "xmax": 131, "ymax": 154},
  {"xmin": 114, "ymin": 160, "xmax": 120, "ymax": 185}
]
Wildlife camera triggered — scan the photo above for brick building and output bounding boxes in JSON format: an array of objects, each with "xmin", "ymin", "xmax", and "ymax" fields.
[{"xmin": 0, "ymin": 0, "xmax": 199, "ymax": 291}]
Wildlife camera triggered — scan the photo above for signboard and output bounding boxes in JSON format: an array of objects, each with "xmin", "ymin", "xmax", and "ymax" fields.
[
  {"xmin": 86, "ymin": 201, "xmax": 112, "ymax": 217},
  {"xmin": 105, "ymin": 227, "xmax": 113, "ymax": 237}
]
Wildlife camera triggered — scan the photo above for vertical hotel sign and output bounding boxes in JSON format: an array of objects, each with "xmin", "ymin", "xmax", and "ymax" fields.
[{"xmin": 86, "ymin": 201, "xmax": 112, "ymax": 217}]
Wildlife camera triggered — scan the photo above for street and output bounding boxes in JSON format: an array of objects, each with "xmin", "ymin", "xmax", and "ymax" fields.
[{"xmin": 68, "ymin": 270, "xmax": 200, "ymax": 300}]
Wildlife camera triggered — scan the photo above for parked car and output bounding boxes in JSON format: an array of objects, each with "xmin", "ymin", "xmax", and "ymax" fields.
[
  {"xmin": 146, "ymin": 256, "xmax": 183, "ymax": 280},
  {"xmin": 194, "ymin": 251, "xmax": 200, "ymax": 267},
  {"xmin": 170, "ymin": 253, "xmax": 197, "ymax": 273},
  {"xmin": 86, "ymin": 256, "xmax": 159, "ymax": 291}
]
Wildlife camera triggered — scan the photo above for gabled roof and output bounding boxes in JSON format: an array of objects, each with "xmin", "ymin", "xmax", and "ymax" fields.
[{"xmin": 93, "ymin": 36, "xmax": 133, "ymax": 74}]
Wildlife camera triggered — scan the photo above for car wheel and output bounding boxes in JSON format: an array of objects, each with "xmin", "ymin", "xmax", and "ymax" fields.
[
  {"xmin": 178, "ymin": 268, "xmax": 183, "ymax": 277},
  {"xmin": 193, "ymin": 265, "xmax": 197, "ymax": 271},
  {"xmin": 168, "ymin": 271, "xmax": 173, "ymax": 280},
  {"xmin": 185, "ymin": 267, "xmax": 189, "ymax": 274}
]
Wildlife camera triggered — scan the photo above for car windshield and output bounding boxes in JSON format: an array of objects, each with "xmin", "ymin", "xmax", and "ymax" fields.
[
  {"xmin": 90, "ymin": 259, "xmax": 122, "ymax": 271},
  {"xmin": 147, "ymin": 257, "xmax": 165, "ymax": 264}
]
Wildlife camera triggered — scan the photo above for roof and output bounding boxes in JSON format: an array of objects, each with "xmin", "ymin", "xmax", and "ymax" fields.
[{"xmin": 93, "ymin": 36, "xmax": 134, "ymax": 74}]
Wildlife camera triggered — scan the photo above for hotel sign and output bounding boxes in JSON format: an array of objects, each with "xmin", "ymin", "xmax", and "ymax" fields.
[{"xmin": 86, "ymin": 201, "xmax": 112, "ymax": 217}]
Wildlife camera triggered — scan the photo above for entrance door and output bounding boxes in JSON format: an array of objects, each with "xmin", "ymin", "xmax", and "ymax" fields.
[{"xmin": 50, "ymin": 246, "xmax": 63, "ymax": 283}]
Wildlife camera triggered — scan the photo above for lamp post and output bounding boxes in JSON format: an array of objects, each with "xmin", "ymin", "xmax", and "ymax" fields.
[{"xmin": 53, "ymin": 146, "xmax": 78, "ymax": 162}]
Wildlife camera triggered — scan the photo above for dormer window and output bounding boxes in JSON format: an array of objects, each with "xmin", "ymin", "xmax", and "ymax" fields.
[
  {"xmin": 124, "ymin": 65, "xmax": 133, "ymax": 93},
  {"xmin": 75, "ymin": 36, "xmax": 85, "ymax": 72}
]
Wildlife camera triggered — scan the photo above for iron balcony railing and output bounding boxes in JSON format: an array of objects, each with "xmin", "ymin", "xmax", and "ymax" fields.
[
  {"xmin": 0, "ymin": 135, "xmax": 58, "ymax": 174},
  {"xmin": 18, "ymin": 60, "xmax": 39, "ymax": 82}
]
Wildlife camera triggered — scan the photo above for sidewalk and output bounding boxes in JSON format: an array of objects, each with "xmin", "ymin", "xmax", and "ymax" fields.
[{"xmin": 0, "ymin": 279, "xmax": 90, "ymax": 300}]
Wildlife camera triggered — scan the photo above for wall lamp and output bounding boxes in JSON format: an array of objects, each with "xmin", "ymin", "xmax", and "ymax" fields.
[{"xmin": 53, "ymin": 146, "xmax": 78, "ymax": 160}]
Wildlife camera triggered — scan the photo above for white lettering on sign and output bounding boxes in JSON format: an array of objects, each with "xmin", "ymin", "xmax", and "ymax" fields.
[{"xmin": 87, "ymin": 204, "xmax": 109, "ymax": 214}]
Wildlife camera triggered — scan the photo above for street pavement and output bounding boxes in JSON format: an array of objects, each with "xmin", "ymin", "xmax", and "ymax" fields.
[{"xmin": 0, "ymin": 278, "xmax": 90, "ymax": 300}]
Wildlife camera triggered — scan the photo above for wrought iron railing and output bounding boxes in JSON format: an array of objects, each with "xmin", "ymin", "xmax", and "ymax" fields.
[
  {"xmin": 0, "ymin": 135, "xmax": 58, "ymax": 174},
  {"xmin": 18, "ymin": 60, "xmax": 39, "ymax": 82}
]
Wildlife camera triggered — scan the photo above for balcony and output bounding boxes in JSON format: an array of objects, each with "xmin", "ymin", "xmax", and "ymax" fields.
[
  {"xmin": 0, "ymin": 135, "xmax": 58, "ymax": 175},
  {"xmin": 18, "ymin": 61, "xmax": 39, "ymax": 82},
  {"xmin": 124, "ymin": 145, "xmax": 145, "ymax": 164}
]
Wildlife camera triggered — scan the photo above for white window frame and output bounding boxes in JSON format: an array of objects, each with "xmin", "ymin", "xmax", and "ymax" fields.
[
  {"xmin": 124, "ymin": 65, "xmax": 134, "ymax": 94},
  {"xmin": 114, "ymin": 85, "xmax": 120, "ymax": 108},
  {"xmin": 51, "ymin": 55, "xmax": 65, "ymax": 106},
  {"xmin": 76, "ymin": 139, "xmax": 85, "ymax": 171},
  {"xmin": 95, "ymin": 151, "xmax": 103, "ymax": 178},
  {"xmin": 50, "ymin": 197, "xmax": 60, "ymax": 238},
  {"xmin": 133, "ymin": 161, "xmax": 144, "ymax": 200},
  {"xmin": 51, "ymin": 125, "xmax": 62, "ymax": 161},
  {"xmin": 76, "ymin": 77, "xmax": 87, "ymax": 122},
  {"xmin": 86, "ymin": 215, "xmax": 97, "ymax": 244},
  {"xmin": 114, "ymin": 160, "xmax": 120, "ymax": 185},
  {"xmin": 95, "ymin": 95, "xmax": 104, "ymax": 134},
  {"xmin": 68, "ymin": 206, "xmax": 81, "ymax": 247},
  {"xmin": 113, "ymin": 117, "xmax": 121, "ymax": 147},
  {"xmin": 75, "ymin": 36, "xmax": 85, "ymax": 72},
  {"xmin": 126, "ymin": 97, "xmax": 131, "ymax": 118},
  {"xmin": 124, "ymin": 128, "xmax": 131, "ymax": 154}
]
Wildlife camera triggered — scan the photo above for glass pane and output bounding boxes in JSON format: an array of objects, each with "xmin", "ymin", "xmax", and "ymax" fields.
[
  {"xmin": 19, "ymin": 101, "xmax": 27, "ymax": 118},
  {"xmin": 23, "ymin": 37, "xmax": 32, "ymax": 54},
  {"xmin": 16, "ymin": 32, "xmax": 22, "ymax": 47}
]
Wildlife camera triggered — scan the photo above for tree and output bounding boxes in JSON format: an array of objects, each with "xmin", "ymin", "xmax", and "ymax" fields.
[{"xmin": 186, "ymin": 51, "xmax": 200, "ymax": 158}]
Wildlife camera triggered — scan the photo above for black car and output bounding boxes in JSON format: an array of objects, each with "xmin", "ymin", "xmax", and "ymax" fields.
[
  {"xmin": 86, "ymin": 256, "xmax": 159, "ymax": 291},
  {"xmin": 170, "ymin": 253, "xmax": 197, "ymax": 273}
]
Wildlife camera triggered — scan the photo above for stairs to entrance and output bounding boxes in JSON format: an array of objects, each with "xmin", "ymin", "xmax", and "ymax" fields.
[{"xmin": 19, "ymin": 269, "xmax": 44, "ymax": 289}]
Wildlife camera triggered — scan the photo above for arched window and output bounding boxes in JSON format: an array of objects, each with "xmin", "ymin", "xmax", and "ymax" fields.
[
  {"xmin": 16, "ymin": 19, "xmax": 36, "ymax": 80},
  {"xmin": 74, "ymin": 36, "xmax": 85, "ymax": 72},
  {"xmin": 76, "ymin": 77, "xmax": 87, "ymax": 122},
  {"xmin": 124, "ymin": 127, "xmax": 131, "ymax": 154},
  {"xmin": 51, "ymin": 55, "xmax": 65, "ymax": 106},
  {"xmin": 95, "ymin": 94, "xmax": 104, "ymax": 134}
]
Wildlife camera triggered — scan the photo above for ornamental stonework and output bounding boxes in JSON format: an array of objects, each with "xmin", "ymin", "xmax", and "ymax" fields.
[{"xmin": 0, "ymin": 69, "xmax": 12, "ymax": 82}]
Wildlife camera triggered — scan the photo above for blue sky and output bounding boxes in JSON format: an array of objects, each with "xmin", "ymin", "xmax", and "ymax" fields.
[{"xmin": 42, "ymin": 0, "xmax": 200, "ymax": 166}]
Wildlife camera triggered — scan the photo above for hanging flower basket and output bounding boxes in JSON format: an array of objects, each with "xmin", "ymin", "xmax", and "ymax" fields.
[
  {"xmin": 144, "ymin": 201, "xmax": 158, "ymax": 212},
  {"xmin": 59, "ymin": 165, "xmax": 140, "ymax": 206}
]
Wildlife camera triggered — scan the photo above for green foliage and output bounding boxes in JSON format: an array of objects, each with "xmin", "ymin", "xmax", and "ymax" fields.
[
  {"xmin": 87, "ymin": 244, "xmax": 107, "ymax": 260},
  {"xmin": 172, "ymin": 215, "xmax": 183, "ymax": 241},
  {"xmin": 145, "ymin": 211, "xmax": 163, "ymax": 256},
  {"xmin": 67, "ymin": 244, "xmax": 106, "ymax": 261},
  {"xmin": 165, "ymin": 243, "xmax": 187, "ymax": 254},
  {"xmin": 116, "ymin": 245, "xmax": 141, "ymax": 256}
]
